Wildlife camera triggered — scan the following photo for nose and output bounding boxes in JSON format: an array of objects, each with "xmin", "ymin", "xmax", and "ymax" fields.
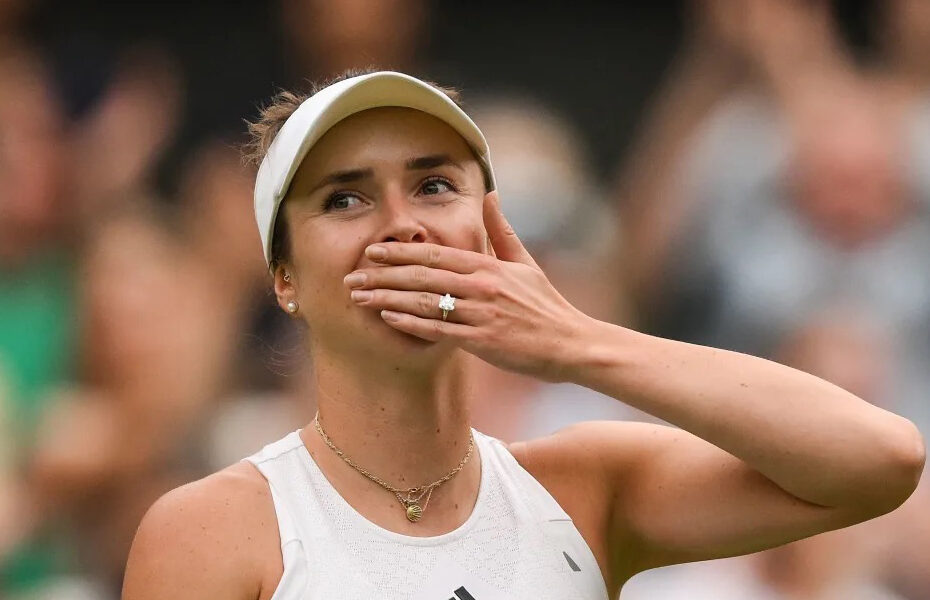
[{"xmin": 376, "ymin": 189, "xmax": 428, "ymax": 244}]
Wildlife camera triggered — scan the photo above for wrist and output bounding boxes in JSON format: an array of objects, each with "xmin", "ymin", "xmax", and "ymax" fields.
[{"xmin": 557, "ymin": 315, "xmax": 637, "ymax": 387}]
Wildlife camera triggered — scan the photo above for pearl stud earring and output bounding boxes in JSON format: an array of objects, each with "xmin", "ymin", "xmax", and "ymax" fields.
[{"xmin": 286, "ymin": 301, "xmax": 298, "ymax": 313}]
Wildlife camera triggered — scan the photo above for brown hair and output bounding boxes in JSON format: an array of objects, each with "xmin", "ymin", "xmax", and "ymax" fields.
[{"xmin": 243, "ymin": 67, "xmax": 463, "ymax": 271}]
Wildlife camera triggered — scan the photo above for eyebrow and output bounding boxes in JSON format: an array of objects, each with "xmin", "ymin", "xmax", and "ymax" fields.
[
  {"xmin": 308, "ymin": 155, "xmax": 465, "ymax": 195},
  {"xmin": 405, "ymin": 154, "xmax": 466, "ymax": 172},
  {"xmin": 309, "ymin": 168, "xmax": 375, "ymax": 194}
]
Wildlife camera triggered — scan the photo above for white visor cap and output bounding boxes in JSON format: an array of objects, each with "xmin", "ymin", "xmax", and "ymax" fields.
[{"xmin": 253, "ymin": 70, "xmax": 497, "ymax": 267}]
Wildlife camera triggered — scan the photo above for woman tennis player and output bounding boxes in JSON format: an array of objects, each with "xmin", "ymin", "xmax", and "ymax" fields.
[{"xmin": 122, "ymin": 70, "xmax": 925, "ymax": 600}]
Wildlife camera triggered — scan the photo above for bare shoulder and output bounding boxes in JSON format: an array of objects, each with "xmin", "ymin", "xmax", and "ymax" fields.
[
  {"xmin": 122, "ymin": 461, "xmax": 282, "ymax": 600},
  {"xmin": 508, "ymin": 419, "xmax": 667, "ymax": 480},
  {"xmin": 505, "ymin": 420, "xmax": 644, "ymax": 521},
  {"xmin": 508, "ymin": 419, "xmax": 722, "ymax": 522}
]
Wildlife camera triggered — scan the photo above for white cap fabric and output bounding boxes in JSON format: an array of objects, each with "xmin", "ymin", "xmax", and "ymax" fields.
[{"xmin": 253, "ymin": 70, "xmax": 497, "ymax": 267}]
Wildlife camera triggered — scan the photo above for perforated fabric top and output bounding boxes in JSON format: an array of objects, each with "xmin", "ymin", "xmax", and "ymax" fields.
[{"xmin": 243, "ymin": 428, "xmax": 610, "ymax": 600}]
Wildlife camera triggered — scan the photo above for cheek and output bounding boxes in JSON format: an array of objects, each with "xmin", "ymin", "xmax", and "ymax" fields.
[
  {"xmin": 430, "ymin": 201, "xmax": 487, "ymax": 251},
  {"xmin": 291, "ymin": 225, "xmax": 366, "ymax": 296}
]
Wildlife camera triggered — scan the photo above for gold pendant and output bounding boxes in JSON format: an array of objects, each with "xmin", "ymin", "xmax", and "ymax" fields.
[{"xmin": 405, "ymin": 503, "xmax": 423, "ymax": 522}]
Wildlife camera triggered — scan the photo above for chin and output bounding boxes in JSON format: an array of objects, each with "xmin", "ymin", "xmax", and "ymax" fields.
[
  {"xmin": 375, "ymin": 313, "xmax": 435, "ymax": 345},
  {"xmin": 363, "ymin": 309, "xmax": 459, "ymax": 359}
]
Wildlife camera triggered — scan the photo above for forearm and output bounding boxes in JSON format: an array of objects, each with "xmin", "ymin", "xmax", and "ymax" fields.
[{"xmin": 569, "ymin": 319, "xmax": 926, "ymax": 511}]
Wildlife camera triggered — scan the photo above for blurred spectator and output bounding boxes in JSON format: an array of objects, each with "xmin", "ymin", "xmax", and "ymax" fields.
[
  {"xmin": 749, "ymin": 521, "xmax": 906, "ymax": 600},
  {"xmin": 0, "ymin": 0, "xmax": 27, "ymax": 40},
  {"xmin": 878, "ymin": 484, "xmax": 930, "ymax": 599},
  {"xmin": 281, "ymin": 0, "xmax": 427, "ymax": 80},
  {"xmin": 177, "ymin": 142, "xmax": 266, "ymax": 295},
  {"xmin": 10, "ymin": 204, "xmax": 224, "ymax": 596},
  {"xmin": 624, "ymin": 525, "xmax": 908, "ymax": 600},
  {"xmin": 614, "ymin": 0, "xmax": 748, "ymax": 330},
  {"xmin": 176, "ymin": 140, "xmax": 299, "ymax": 393},
  {"xmin": 0, "ymin": 39, "xmax": 76, "ymax": 597},
  {"xmin": 617, "ymin": 2, "xmax": 930, "ymax": 596},
  {"xmin": 469, "ymin": 96, "xmax": 613, "ymax": 262},
  {"xmin": 69, "ymin": 46, "xmax": 183, "ymax": 221},
  {"xmin": 1, "ymin": 40, "xmax": 188, "ymax": 593},
  {"xmin": 0, "ymin": 42, "xmax": 75, "ymax": 444},
  {"xmin": 0, "ymin": 2, "xmax": 924, "ymax": 597},
  {"xmin": 874, "ymin": 0, "xmax": 930, "ymax": 102},
  {"xmin": 774, "ymin": 308, "xmax": 892, "ymax": 409},
  {"xmin": 0, "ymin": 363, "xmax": 30, "ymax": 560},
  {"xmin": 871, "ymin": 0, "xmax": 930, "ymax": 229},
  {"xmin": 176, "ymin": 140, "xmax": 310, "ymax": 468},
  {"xmin": 617, "ymin": 0, "xmax": 930, "ymax": 434},
  {"xmin": 623, "ymin": 306, "xmax": 913, "ymax": 600}
]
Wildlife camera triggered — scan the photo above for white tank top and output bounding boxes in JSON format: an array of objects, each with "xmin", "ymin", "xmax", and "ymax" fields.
[{"xmin": 243, "ymin": 428, "xmax": 610, "ymax": 600}]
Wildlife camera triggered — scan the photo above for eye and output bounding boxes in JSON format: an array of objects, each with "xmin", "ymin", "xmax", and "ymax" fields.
[
  {"xmin": 325, "ymin": 192, "xmax": 364, "ymax": 211},
  {"xmin": 419, "ymin": 177, "xmax": 455, "ymax": 196}
]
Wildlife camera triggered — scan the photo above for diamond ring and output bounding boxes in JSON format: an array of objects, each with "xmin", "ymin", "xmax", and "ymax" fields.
[{"xmin": 438, "ymin": 293, "xmax": 456, "ymax": 321}]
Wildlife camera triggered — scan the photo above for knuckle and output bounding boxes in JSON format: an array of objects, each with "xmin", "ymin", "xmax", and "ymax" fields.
[
  {"xmin": 418, "ymin": 292, "xmax": 435, "ymax": 312},
  {"xmin": 426, "ymin": 245, "xmax": 442, "ymax": 267},
  {"xmin": 432, "ymin": 318, "xmax": 445, "ymax": 335},
  {"xmin": 474, "ymin": 280, "xmax": 500, "ymax": 299},
  {"xmin": 483, "ymin": 305, "xmax": 503, "ymax": 325},
  {"xmin": 412, "ymin": 265, "xmax": 430, "ymax": 285},
  {"xmin": 482, "ymin": 257, "xmax": 503, "ymax": 275}
]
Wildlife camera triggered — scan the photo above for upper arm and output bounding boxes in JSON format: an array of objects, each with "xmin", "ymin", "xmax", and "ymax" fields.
[
  {"xmin": 543, "ymin": 421, "xmax": 873, "ymax": 582},
  {"xmin": 121, "ymin": 464, "xmax": 279, "ymax": 600}
]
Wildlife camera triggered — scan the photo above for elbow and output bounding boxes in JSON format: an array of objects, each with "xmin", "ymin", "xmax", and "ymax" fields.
[
  {"xmin": 862, "ymin": 417, "xmax": 926, "ymax": 516},
  {"xmin": 895, "ymin": 418, "xmax": 926, "ymax": 492}
]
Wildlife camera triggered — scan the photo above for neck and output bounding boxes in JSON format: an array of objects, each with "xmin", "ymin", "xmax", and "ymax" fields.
[{"xmin": 307, "ymin": 345, "xmax": 478, "ymax": 488}]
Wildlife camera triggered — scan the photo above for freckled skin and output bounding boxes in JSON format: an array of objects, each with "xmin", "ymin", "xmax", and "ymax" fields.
[{"xmin": 279, "ymin": 107, "xmax": 489, "ymax": 371}]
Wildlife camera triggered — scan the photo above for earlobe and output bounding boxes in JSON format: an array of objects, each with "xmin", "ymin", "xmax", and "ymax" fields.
[{"xmin": 272, "ymin": 266, "xmax": 298, "ymax": 315}]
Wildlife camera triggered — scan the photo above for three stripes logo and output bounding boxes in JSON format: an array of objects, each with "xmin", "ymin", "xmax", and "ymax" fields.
[
  {"xmin": 447, "ymin": 586, "xmax": 476, "ymax": 600},
  {"xmin": 563, "ymin": 551, "xmax": 581, "ymax": 572},
  {"xmin": 441, "ymin": 551, "xmax": 581, "ymax": 598}
]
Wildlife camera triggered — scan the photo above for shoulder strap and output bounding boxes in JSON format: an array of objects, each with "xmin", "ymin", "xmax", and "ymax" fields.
[
  {"xmin": 242, "ymin": 431, "xmax": 306, "ymax": 545},
  {"xmin": 473, "ymin": 430, "xmax": 572, "ymax": 522}
]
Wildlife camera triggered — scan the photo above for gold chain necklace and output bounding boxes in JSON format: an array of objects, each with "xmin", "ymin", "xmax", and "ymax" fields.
[{"xmin": 312, "ymin": 411, "xmax": 475, "ymax": 522}]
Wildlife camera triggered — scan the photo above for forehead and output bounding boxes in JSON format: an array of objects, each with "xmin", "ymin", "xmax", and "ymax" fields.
[{"xmin": 293, "ymin": 106, "xmax": 480, "ymax": 182}]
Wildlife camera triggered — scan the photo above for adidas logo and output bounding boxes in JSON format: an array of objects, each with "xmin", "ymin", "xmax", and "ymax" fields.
[
  {"xmin": 446, "ymin": 586, "xmax": 476, "ymax": 600},
  {"xmin": 563, "ymin": 551, "xmax": 581, "ymax": 572},
  {"xmin": 440, "ymin": 551, "xmax": 580, "ymax": 598}
]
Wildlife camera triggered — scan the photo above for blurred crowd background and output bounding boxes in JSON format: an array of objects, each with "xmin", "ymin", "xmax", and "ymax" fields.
[{"xmin": 1, "ymin": 0, "xmax": 929, "ymax": 598}]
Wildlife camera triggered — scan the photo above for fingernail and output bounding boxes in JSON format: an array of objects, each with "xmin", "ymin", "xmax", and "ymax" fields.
[
  {"xmin": 366, "ymin": 245, "xmax": 387, "ymax": 261},
  {"xmin": 344, "ymin": 272, "xmax": 367, "ymax": 288},
  {"xmin": 381, "ymin": 310, "xmax": 400, "ymax": 322},
  {"xmin": 351, "ymin": 290, "xmax": 373, "ymax": 302}
]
